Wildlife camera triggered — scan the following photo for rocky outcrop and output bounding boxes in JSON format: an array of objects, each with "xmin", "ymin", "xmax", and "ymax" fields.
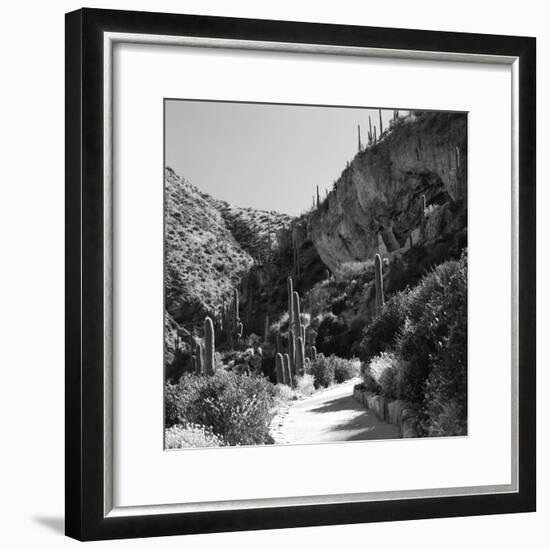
[{"xmin": 307, "ymin": 112, "xmax": 467, "ymax": 271}]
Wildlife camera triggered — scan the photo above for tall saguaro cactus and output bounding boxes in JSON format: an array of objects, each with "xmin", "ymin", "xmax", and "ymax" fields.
[
  {"xmin": 283, "ymin": 354, "xmax": 292, "ymax": 386},
  {"xmin": 276, "ymin": 331, "xmax": 282, "ymax": 354},
  {"xmin": 296, "ymin": 336, "xmax": 305, "ymax": 377},
  {"xmin": 288, "ymin": 334, "xmax": 295, "ymax": 378},
  {"xmin": 275, "ymin": 353, "xmax": 284, "ymax": 384},
  {"xmin": 374, "ymin": 253, "xmax": 385, "ymax": 315},
  {"xmin": 292, "ymin": 291, "xmax": 301, "ymax": 341},
  {"xmin": 204, "ymin": 317, "xmax": 215, "ymax": 376},
  {"xmin": 287, "ymin": 276, "xmax": 294, "ymax": 329}
]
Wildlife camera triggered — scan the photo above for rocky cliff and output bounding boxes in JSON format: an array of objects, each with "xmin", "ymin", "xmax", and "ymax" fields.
[{"xmin": 306, "ymin": 112, "xmax": 467, "ymax": 271}]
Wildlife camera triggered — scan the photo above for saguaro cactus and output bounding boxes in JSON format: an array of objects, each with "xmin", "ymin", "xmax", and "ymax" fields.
[
  {"xmin": 292, "ymin": 291, "xmax": 301, "ymax": 340},
  {"xmin": 379, "ymin": 108, "xmax": 383, "ymax": 136},
  {"xmin": 296, "ymin": 336, "xmax": 305, "ymax": 377},
  {"xmin": 288, "ymin": 334, "xmax": 295, "ymax": 377},
  {"xmin": 275, "ymin": 353, "xmax": 284, "ymax": 384},
  {"xmin": 204, "ymin": 316, "xmax": 215, "ymax": 376},
  {"xmin": 276, "ymin": 331, "xmax": 282, "ymax": 354},
  {"xmin": 357, "ymin": 124, "xmax": 362, "ymax": 152},
  {"xmin": 316, "ymin": 185, "xmax": 320, "ymax": 208},
  {"xmin": 287, "ymin": 276, "xmax": 294, "ymax": 329},
  {"xmin": 374, "ymin": 253, "xmax": 385, "ymax": 314},
  {"xmin": 310, "ymin": 345, "xmax": 317, "ymax": 361},
  {"xmin": 283, "ymin": 354, "xmax": 291, "ymax": 386}
]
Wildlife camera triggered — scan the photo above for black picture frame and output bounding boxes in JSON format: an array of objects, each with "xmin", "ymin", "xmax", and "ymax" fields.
[{"xmin": 65, "ymin": 7, "xmax": 536, "ymax": 541}]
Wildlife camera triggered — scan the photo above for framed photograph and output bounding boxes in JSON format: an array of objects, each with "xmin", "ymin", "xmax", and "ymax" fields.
[{"xmin": 65, "ymin": 8, "xmax": 536, "ymax": 541}]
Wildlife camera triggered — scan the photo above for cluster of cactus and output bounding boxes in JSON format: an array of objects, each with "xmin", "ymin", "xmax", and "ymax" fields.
[
  {"xmin": 192, "ymin": 317, "xmax": 216, "ymax": 376},
  {"xmin": 275, "ymin": 353, "xmax": 293, "ymax": 386},
  {"xmin": 220, "ymin": 288, "xmax": 243, "ymax": 349},
  {"xmin": 270, "ymin": 277, "xmax": 319, "ymax": 387}
]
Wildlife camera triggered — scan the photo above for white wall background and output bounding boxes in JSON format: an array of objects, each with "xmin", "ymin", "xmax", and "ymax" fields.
[{"xmin": 0, "ymin": 0, "xmax": 546, "ymax": 548}]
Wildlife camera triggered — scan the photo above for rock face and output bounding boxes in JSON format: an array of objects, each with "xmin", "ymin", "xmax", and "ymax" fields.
[{"xmin": 307, "ymin": 112, "xmax": 467, "ymax": 271}]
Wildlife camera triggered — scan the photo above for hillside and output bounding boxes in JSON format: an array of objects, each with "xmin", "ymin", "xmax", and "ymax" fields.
[{"xmin": 164, "ymin": 168, "xmax": 294, "ymax": 363}]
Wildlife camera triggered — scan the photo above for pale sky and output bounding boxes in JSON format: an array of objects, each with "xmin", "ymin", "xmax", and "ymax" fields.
[{"xmin": 165, "ymin": 100, "xmax": 405, "ymax": 216}]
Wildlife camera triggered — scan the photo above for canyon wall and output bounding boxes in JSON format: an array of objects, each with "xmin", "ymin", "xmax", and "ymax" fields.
[{"xmin": 307, "ymin": 112, "xmax": 467, "ymax": 271}]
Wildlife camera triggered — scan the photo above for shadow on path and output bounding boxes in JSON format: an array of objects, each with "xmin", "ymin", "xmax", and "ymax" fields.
[{"xmin": 276, "ymin": 380, "xmax": 401, "ymax": 443}]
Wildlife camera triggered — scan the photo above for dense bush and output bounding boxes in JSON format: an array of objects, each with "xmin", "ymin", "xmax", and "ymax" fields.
[
  {"xmin": 306, "ymin": 354, "xmax": 359, "ymax": 388},
  {"xmin": 358, "ymin": 291, "xmax": 411, "ymax": 363},
  {"xmin": 165, "ymin": 371, "xmax": 276, "ymax": 445},
  {"xmin": 359, "ymin": 251, "xmax": 467, "ymax": 437},
  {"xmin": 366, "ymin": 352, "xmax": 399, "ymax": 400},
  {"xmin": 333, "ymin": 357, "xmax": 361, "ymax": 383},
  {"xmin": 221, "ymin": 348, "xmax": 264, "ymax": 375},
  {"xmin": 165, "ymin": 423, "xmax": 225, "ymax": 449},
  {"xmin": 306, "ymin": 354, "xmax": 335, "ymax": 388},
  {"xmin": 395, "ymin": 254, "xmax": 466, "ymax": 409}
]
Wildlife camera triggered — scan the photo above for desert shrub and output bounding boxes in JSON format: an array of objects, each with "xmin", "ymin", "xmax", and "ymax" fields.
[
  {"xmin": 164, "ymin": 371, "xmax": 276, "ymax": 445},
  {"xmin": 165, "ymin": 423, "xmax": 225, "ymax": 449},
  {"xmin": 334, "ymin": 260, "xmax": 374, "ymax": 282},
  {"xmin": 274, "ymin": 383, "xmax": 295, "ymax": 402},
  {"xmin": 295, "ymin": 373, "xmax": 316, "ymax": 396},
  {"xmin": 333, "ymin": 357, "xmax": 361, "ymax": 383},
  {"xmin": 359, "ymin": 291, "xmax": 411, "ymax": 363},
  {"xmin": 367, "ymin": 352, "xmax": 398, "ymax": 399},
  {"xmin": 307, "ymin": 354, "xmax": 336, "ymax": 388},
  {"xmin": 222, "ymin": 348, "xmax": 264, "ymax": 375},
  {"xmin": 306, "ymin": 284, "xmax": 336, "ymax": 318}
]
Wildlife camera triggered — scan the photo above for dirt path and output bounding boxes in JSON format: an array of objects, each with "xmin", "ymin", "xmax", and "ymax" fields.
[{"xmin": 270, "ymin": 378, "xmax": 400, "ymax": 444}]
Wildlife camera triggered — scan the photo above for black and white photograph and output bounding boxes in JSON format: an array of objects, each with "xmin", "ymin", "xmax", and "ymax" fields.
[{"xmin": 164, "ymin": 100, "xmax": 468, "ymax": 448}]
